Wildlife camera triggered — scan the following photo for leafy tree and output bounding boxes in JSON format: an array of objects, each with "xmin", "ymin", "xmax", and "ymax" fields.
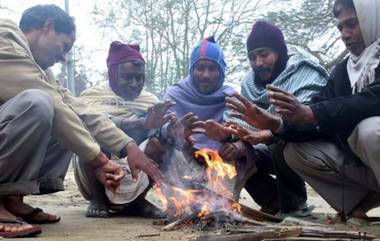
[
  {"xmin": 91, "ymin": 0, "xmax": 270, "ymax": 96},
  {"xmin": 263, "ymin": 0, "xmax": 346, "ymax": 69}
]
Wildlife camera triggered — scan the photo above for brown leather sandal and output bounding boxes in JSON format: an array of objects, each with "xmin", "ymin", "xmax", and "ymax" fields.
[
  {"xmin": 18, "ymin": 208, "xmax": 60, "ymax": 224},
  {"xmin": 0, "ymin": 217, "xmax": 42, "ymax": 238}
]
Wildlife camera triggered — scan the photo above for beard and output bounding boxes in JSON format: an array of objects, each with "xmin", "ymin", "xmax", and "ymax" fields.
[
  {"xmin": 254, "ymin": 66, "xmax": 272, "ymax": 74},
  {"xmin": 117, "ymin": 87, "xmax": 142, "ymax": 101},
  {"xmin": 253, "ymin": 58, "xmax": 287, "ymax": 86}
]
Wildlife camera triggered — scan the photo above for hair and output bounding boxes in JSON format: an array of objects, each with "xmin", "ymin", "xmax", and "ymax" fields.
[
  {"xmin": 19, "ymin": 4, "xmax": 76, "ymax": 34},
  {"xmin": 333, "ymin": 0, "xmax": 355, "ymax": 17}
]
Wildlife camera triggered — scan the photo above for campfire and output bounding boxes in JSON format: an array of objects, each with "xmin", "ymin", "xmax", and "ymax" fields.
[
  {"xmin": 154, "ymin": 148, "xmax": 281, "ymax": 231},
  {"xmin": 151, "ymin": 147, "xmax": 376, "ymax": 241}
]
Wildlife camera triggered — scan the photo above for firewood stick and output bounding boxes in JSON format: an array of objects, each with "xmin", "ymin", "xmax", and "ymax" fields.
[
  {"xmin": 300, "ymin": 228, "xmax": 375, "ymax": 240},
  {"xmin": 263, "ymin": 238, "xmax": 375, "ymax": 241},
  {"xmin": 228, "ymin": 226, "xmax": 301, "ymax": 234},
  {"xmin": 263, "ymin": 238, "xmax": 354, "ymax": 241},
  {"xmin": 178, "ymin": 179, "xmax": 281, "ymax": 223},
  {"xmin": 240, "ymin": 203, "xmax": 282, "ymax": 223},
  {"xmin": 237, "ymin": 215, "xmax": 270, "ymax": 226},
  {"xmin": 199, "ymin": 210, "xmax": 269, "ymax": 226},
  {"xmin": 136, "ymin": 233, "xmax": 160, "ymax": 238},
  {"xmin": 162, "ymin": 213, "xmax": 198, "ymax": 231},
  {"xmin": 194, "ymin": 227, "xmax": 301, "ymax": 241}
]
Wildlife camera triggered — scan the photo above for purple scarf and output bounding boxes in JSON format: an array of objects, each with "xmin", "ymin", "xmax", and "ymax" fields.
[{"xmin": 164, "ymin": 37, "xmax": 234, "ymax": 149}]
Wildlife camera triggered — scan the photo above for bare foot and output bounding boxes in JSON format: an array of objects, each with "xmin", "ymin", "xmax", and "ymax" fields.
[
  {"xmin": 349, "ymin": 192, "xmax": 380, "ymax": 220},
  {"xmin": 4, "ymin": 195, "xmax": 60, "ymax": 223},
  {"xmin": 86, "ymin": 200, "xmax": 110, "ymax": 218}
]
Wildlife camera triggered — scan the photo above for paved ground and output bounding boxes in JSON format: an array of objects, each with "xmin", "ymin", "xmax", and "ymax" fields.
[{"xmin": 11, "ymin": 168, "xmax": 380, "ymax": 240}]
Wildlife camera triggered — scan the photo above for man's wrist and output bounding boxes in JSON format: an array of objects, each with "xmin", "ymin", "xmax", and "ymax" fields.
[
  {"xmin": 273, "ymin": 118, "xmax": 284, "ymax": 134},
  {"xmin": 92, "ymin": 152, "xmax": 109, "ymax": 169},
  {"xmin": 261, "ymin": 130, "xmax": 274, "ymax": 144},
  {"xmin": 302, "ymin": 106, "xmax": 315, "ymax": 123},
  {"xmin": 269, "ymin": 116, "xmax": 283, "ymax": 133}
]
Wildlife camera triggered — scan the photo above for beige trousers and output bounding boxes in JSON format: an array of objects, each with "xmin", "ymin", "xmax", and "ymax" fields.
[{"xmin": 284, "ymin": 117, "xmax": 380, "ymax": 215}]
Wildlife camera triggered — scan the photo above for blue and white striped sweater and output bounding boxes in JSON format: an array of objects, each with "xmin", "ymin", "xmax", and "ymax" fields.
[{"xmin": 224, "ymin": 48, "xmax": 329, "ymax": 130}]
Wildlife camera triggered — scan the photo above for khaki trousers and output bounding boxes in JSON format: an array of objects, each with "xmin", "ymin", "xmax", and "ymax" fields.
[
  {"xmin": 0, "ymin": 90, "xmax": 72, "ymax": 195},
  {"xmin": 284, "ymin": 117, "xmax": 380, "ymax": 215}
]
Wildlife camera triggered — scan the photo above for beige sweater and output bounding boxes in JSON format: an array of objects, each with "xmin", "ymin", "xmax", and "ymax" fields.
[
  {"xmin": 79, "ymin": 84, "xmax": 158, "ymax": 120},
  {"xmin": 0, "ymin": 19, "xmax": 134, "ymax": 163}
]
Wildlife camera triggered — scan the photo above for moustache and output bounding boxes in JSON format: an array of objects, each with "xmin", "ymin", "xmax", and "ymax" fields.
[{"xmin": 254, "ymin": 66, "xmax": 272, "ymax": 74}]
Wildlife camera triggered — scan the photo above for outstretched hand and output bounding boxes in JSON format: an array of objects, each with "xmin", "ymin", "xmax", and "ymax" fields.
[
  {"xmin": 168, "ymin": 112, "xmax": 204, "ymax": 140},
  {"xmin": 225, "ymin": 93, "xmax": 281, "ymax": 131},
  {"xmin": 218, "ymin": 141, "xmax": 246, "ymax": 162},
  {"xmin": 202, "ymin": 120, "xmax": 234, "ymax": 141},
  {"xmin": 228, "ymin": 124, "xmax": 273, "ymax": 145},
  {"xmin": 267, "ymin": 85, "xmax": 315, "ymax": 123},
  {"xmin": 144, "ymin": 100, "xmax": 176, "ymax": 129},
  {"xmin": 126, "ymin": 142, "xmax": 164, "ymax": 185}
]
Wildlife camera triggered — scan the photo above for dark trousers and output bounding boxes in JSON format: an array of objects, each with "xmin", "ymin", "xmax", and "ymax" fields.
[{"xmin": 244, "ymin": 142, "xmax": 307, "ymax": 212}]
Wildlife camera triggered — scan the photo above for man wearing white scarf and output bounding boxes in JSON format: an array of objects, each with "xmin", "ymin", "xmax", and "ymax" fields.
[
  {"xmin": 347, "ymin": 0, "xmax": 380, "ymax": 93},
  {"xmin": 225, "ymin": 0, "xmax": 380, "ymax": 222}
]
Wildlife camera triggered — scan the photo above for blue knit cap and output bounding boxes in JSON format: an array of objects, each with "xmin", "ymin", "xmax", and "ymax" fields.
[{"xmin": 189, "ymin": 36, "xmax": 226, "ymax": 89}]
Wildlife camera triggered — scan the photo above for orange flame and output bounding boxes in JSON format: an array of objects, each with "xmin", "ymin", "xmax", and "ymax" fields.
[
  {"xmin": 232, "ymin": 203, "xmax": 241, "ymax": 213},
  {"xmin": 154, "ymin": 149, "xmax": 241, "ymax": 219},
  {"xmin": 198, "ymin": 204, "xmax": 210, "ymax": 219},
  {"xmin": 195, "ymin": 149, "xmax": 237, "ymax": 179}
]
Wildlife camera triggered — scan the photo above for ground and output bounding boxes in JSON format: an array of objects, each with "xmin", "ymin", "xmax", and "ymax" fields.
[{"xmin": 13, "ymin": 168, "xmax": 380, "ymax": 241}]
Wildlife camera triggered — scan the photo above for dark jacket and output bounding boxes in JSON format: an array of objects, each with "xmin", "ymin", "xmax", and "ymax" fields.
[{"xmin": 279, "ymin": 58, "xmax": 380, "ymax": 156}]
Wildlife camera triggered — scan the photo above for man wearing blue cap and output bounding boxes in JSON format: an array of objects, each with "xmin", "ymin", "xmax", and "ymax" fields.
[{"xmin": 162, "ymin": 36, "xmax": 234, "ymax": 150}]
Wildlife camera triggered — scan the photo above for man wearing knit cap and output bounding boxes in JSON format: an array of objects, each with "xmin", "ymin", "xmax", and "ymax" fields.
[
  {"xmin": 226, "ymin": 0, "xmax": 380, "ymax": 223},
  {"xmin": 74, "ymin": 41, "xmax": 174, "ymax": 218},
  {"xmin": 162, "ymin": 36, "xmax": 235, "ymax": 150},
  {"xmin": 206, "ymin": 21, "xmax": 328, "ymax": 215},
  {"xmin": 151, "ymin": 37, "xmax": 251, "ymax": 200}
]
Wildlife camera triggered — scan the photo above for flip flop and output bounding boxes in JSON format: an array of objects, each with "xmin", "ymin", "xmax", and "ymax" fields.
[
  {"xmin": 18, "ymin": 208, "xmax": 60, "ymax": 224},
  {"xmin": 279, "ymin": 205, "xmax": 316, "ymax": 218},
  {"xmin": 0, "ymin": 217, "xmax": 42, "ymax": 238}
]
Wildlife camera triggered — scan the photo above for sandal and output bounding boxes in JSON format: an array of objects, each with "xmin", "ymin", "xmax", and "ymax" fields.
[
  {"xmin": 278, "ymin": 205, "xmax": 316, "ymax": 218},
  {"xmin": 0, "ymin": 217, "xmax": 41, "ymax": 238},
  {"xmin": 18, "ymin": 208, "xmax": 60, "ymax": 224}
]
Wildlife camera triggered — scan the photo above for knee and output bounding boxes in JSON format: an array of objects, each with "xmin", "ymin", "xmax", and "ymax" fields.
[
  {"xmin": 283, "ymin": 142, "xmax": 318, "ymax": 174},
  {"xmin": 349, "ymin": 117, "xmax": 380, "ymax": 154},
  {"xmin": 283, "ymin": 143, "xmax": 299, "ymax": 170},
  {"xmin": 19, "ymin": 89, "xmax": 54, "ymax": 127}
]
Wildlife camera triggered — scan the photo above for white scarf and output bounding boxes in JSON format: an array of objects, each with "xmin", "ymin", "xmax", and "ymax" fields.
[{"xmin": 347, "ymin": 0, "xmax": 380, "ymax": 93}]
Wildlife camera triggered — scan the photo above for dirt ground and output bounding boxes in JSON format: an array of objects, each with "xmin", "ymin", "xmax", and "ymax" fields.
[{"xmin": 14, "ymin": 168, "xmax": 380, "ymax": 241}]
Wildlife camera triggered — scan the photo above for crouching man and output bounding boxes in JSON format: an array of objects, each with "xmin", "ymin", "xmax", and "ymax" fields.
[
  {"xmin": 74, "ymin": 41, "xmax": 174, "ymax": 218},
  {"xmin": 0, "ymin": 5, "xmax": 162, "ymax": 238}
]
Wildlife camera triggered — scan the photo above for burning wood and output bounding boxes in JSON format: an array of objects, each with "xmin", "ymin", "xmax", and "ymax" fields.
[
  {"xmin": 154, "ymin": 148, "xmax": 283, "ymax": 232},
  {"xmin": 155, "ymin": 149, "xmax": 243, "ymax": 223},
  {"xmin": 153, "ymin": 148, "xmax": 376, "ymax": 240}
]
